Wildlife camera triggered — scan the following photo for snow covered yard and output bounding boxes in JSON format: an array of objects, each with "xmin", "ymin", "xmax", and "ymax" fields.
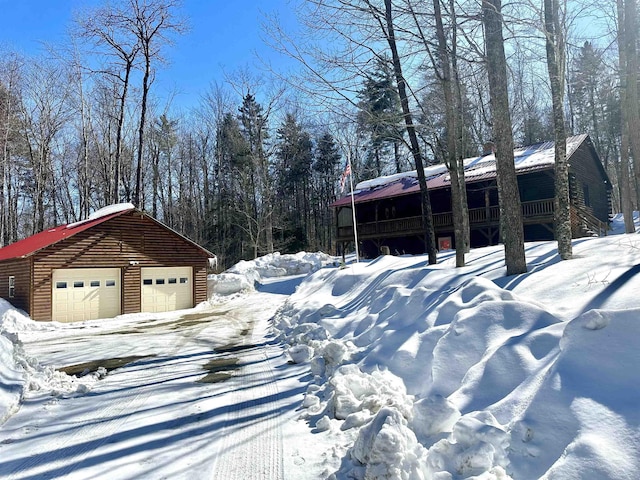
[
  {"xmin": 0, "ymin": 285, "xmax": 312, "ymax": 479},
  {"xmin": 1, "ymin": 233, "xmax": 640, "ymax": 479}
]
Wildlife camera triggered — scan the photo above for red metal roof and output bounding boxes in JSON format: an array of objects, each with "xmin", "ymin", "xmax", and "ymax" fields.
[{"xmin": 0, "ymin": 209, "xmax": 134, "ymax": 262}]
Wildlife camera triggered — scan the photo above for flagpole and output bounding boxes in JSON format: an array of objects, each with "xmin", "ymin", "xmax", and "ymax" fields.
[{"xmin": 347, "ymin": 150, "xmax": 360, "ymax": 263}]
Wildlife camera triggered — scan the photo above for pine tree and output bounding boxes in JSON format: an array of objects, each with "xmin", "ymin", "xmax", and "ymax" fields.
[
  {"xmin": 274, "ymin": 113, "xmax": 313, "ymax": 252},
  {"xmin": 212, "ymin": 112, "xmax": 251, "ymax": 266},
  {"xmin": 313, "ymin": 131, "xmax": 341, "ymax": 251},
  {"xmin": 357, "ymin": 57, "xmax": 404, "ymax": 177},
  {"xmin": 238, "ymin": 93, "xmax": 274, "ymax": 257}
]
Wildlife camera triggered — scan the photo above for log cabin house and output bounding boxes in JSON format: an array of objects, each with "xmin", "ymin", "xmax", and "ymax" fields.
[
  {"xmin": 333, "ymin": 134, "xmax": 612, "ymax": 258},
  {"xmin": 0, "ymin": 204, "xmax": 215, "ymax": 322}
]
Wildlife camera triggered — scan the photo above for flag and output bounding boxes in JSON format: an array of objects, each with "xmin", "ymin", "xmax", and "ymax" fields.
[{"xmin": 340, "ymin": 162, "xmax": 351, "ymax": 194}]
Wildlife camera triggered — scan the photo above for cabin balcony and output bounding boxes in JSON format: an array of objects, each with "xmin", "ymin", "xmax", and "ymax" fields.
[{"xmin": 336, "ymin": 198, "xmax": 558, "ymax": 242}]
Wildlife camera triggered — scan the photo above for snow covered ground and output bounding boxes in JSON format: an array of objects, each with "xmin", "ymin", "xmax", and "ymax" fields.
[{"xmin": 1, "ymin": 220, "xmax": 640, "ymax": 479}]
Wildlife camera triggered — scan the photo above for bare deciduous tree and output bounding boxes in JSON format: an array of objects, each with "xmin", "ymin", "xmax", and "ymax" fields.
[
  {"xmin": 482, "ymin": 0, "xmax": 527, "ymax": 275},
  {"xmin": 75, "ymin": 5, "xmax": 140, "ymax": 205},
  {"xmin": 382, "ymin": 0, "xmax": 438, "ymax": 263},
  {"xmin": 127, "ymin": 0, "xmax": 185, "ymax": 207},
  {"xmin": 544, "ymin": 0, "xmax": 572, "ymax": 259}
]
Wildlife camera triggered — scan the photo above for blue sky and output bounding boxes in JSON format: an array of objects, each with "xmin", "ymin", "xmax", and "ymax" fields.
[{"xmin": 0, "ymin": 0, "xmax": 297, "ymax": 109}]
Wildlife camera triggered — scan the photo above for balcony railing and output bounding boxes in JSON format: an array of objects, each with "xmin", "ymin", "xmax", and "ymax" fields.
[{"xmin": 337, "ymin": 198, "xmax": 557, "ymax": 241}]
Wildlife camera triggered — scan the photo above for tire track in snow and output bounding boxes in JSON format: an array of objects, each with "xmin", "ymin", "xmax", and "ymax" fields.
[{"xmin": 211, "ymin": 333, "xmax": 284, "ymax": 479}]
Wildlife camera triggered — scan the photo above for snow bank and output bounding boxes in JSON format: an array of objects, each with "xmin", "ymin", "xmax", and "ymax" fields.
[
  {"xmin": 0, "ymin": 300, "xmax": 103, "ymax": 425},
  {"xmin": 273, "ymin": 237, "xmax": 640, "ymax": 479},
  {"xmin": 208, "ymin": 273, "xmax": 253, "ymax": 295},
  {"xmin": 209, "ymin": 252, "xmax": 335, "ymax": 297}
]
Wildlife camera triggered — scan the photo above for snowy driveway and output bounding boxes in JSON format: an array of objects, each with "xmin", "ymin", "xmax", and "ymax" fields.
[{"xmin": 0, "ymin": 289, "xmax": 310, "ymax": 480}]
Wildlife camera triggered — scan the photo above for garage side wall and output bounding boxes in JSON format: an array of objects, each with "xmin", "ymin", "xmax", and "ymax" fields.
[
  {"xmin": 0, "ymin": 258, "xmax": 32, "ymax": 314},
  {"xmin": 31, "ymin": 211, "xmax": 210, "ymax": 321}
]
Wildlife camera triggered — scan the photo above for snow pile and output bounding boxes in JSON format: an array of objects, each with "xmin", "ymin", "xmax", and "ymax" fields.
[
  {"xmin": 209, "ymin": 251, "xmax": 335, "ymax": 296},
  {"xmin": 208, "ymin": 272, "xmax": 254, "ymax": 295},
  {"xmin": 0, "ymin": 326, "xmax": 24, "ymax": 424},
  {"xmin": 273, "ymin": 235, "xmax": 640, "ymax": 479},
  {"xmin": 0, "ymin": 300, "xmax": 102, "ymax": 425}
]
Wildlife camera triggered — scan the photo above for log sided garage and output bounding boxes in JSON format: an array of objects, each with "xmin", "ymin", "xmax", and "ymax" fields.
[
  {"xmin": 0, "ymin": 204, "xmax": 215, "ymax": 322},
  {"xmin": 333, "ymin": 134, "xmax": 612, "ymax": 258}
]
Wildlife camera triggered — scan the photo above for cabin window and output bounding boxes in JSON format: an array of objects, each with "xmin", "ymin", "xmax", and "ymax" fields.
[
  {"xmin": 583, "ymin": 184, "xmax": 591, "ymax": 207},
  {"xmin": 168, "ymin": 278, "xmax": 177, "ymax": 284},
  {"xmin": 106, "ymin": 280, "xmax": 116, "ymax": 287},
  {"xmin": 56, "ymin": 281, "xmax": 67, "ymax": 289},
  {"xmin": 8, "ymin": 276, "xmax": 15, "ymax": 298},
  {"xmin": 90, "ymin": 280, "xmax": 100, "ymax": 287},
  {"xmin": 74, "ymin": 281, "xmax": 84, "ymax": 288},
  {"xmin": 143, "ymin": 279, "xmax": 153, "ymax": 285}
]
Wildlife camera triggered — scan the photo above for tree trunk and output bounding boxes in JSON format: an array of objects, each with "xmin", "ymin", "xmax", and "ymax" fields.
[
  {"xmin": 482, "ymin": 0, "xmax": 527, "ymax": 275},
  {"xmin": 115, "ymin": 63, "xmax": 132, "ymax": 205},
  {"xmin": 0, "ymin": 77, "xmax": 12, "ymax": 246},
  {"xmin": 544, "ymin": 0, "xmax": 572, "ymax": 259},
  {"xmin": 617, "ymin": 0, "xmax": 636, "ymax": 233},
  {"xmin": 433, "ymin": 0, "xmax": 468, "ymax": 267},
  {"xmin": 134, "ymin": 56, "xmax": 150, "ymax": 207},
  {"xmin": 384, "ymin": 0, "xmax": 437, "ymax": 264},
  {"xmin": 624, "ymin": 0, "xmax": 640, "ymax": 222}
]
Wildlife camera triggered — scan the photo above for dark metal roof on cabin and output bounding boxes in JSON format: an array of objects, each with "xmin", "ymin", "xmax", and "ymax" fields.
[{"xmin": 332, "ymin": 134, "xmax": 590, "ymax": 208}]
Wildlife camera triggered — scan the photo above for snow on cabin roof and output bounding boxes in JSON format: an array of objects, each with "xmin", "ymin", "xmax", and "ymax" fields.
[
  {"xmin": 332, "ymin": 134, "xmax": 589, "ymax": 208},
  {"xmin": 0, "ymin": 206, "xmax": 136, "ymax": 262}
]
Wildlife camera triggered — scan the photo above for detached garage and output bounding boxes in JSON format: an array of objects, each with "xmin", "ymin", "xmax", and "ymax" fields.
[{"xmin": 0, "ymin": 204, "xmax": 215, "ymax": 322}]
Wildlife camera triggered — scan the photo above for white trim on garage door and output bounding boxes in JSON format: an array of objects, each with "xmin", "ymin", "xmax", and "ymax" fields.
[
  {"xmin": 52, "ymin": 268, "xmax": 121, "ymax": 322},
  {"xmin": 140, "ymin": 266, "xmax": 193, "ymax": 313}
]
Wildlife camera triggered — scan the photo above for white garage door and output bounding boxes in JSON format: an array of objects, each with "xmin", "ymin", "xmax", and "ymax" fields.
[
  {"xmin": 141, "ymin": 267, "xmax": 193, "ymax": 313},
  {"xmin": 52, "ymin": 268, "xmax": 121, "ymax": 322}
]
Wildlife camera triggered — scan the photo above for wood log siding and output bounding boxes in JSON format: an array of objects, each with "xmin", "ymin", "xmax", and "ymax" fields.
[
  {"xmin": 0, "ymin": 258, "xmax": 32, "ymax": 312},
  {"xmin": 123, "ymin": 266, "xmax": 141, "ymax": 315},
  {"xmin": 568, "ymin": 142, "xmax": 611, "ymax": 222},
  {"xmin": 28, "ymin": 211, "xmax": 210, "ymax": 321}
]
